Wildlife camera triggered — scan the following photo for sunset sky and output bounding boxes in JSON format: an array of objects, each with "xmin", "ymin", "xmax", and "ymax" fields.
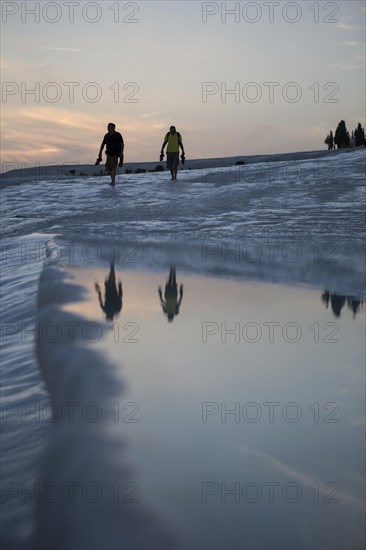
[{"xmin": 1, "ymin": 0, "xmax": 365, "ymax": 169}]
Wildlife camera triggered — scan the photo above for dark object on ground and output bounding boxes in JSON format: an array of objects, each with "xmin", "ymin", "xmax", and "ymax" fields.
[
  {"xmin": 235, "ymin": 160, "xmax": 245, "ymax": 165},
  {"xmin": 155, "ymin": 165, "xmax": 164, "ymax": 172},
  {"xmin": 135, "ymin": 168, "xmax": 146, "ymax": 174}
]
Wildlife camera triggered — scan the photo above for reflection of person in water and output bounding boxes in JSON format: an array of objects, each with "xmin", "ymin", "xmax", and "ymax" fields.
[
  {"xmin": 158, "ymin": 267, "xmax": 183, "ymax": 322},
  {"xmin": 95, "ymin": 263, "xmax": 123, "ymax": 321},
  {"xmin": 321, "ymin": 290, "xmax": 363, "ymax": 319}
]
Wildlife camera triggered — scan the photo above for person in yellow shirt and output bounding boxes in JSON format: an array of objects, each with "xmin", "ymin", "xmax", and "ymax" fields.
[
  {"xmin": 158, "ymin": 267, "xmax": 184, "ymax": 322},
  {"xmin": 160, "ymin": 126, "xmax": 185, "ymax": 181}
]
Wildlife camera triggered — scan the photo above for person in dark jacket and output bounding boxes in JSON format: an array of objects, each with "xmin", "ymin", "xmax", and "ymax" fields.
[
  {"xmin": 95, "ymin": 263, "xmax": 123, "ymax": 321},
  {"xmin": 97, "ymin": 123, "xmax": 124, "ymax": 185}
]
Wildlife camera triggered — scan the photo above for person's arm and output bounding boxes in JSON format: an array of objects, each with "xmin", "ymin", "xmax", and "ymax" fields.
[
  {"xmin": 95, "ymin": 283, "xmax": 104, "ymax": 309},
  {"xmin": 119, "ymin": 135, "xmax": 124, "ymax": 166},
  {"xmin": 98, "ymin": 137, "xmax": 106, "ymax": 158},
  {"xmin": 120, "ymin": 135, "xmax": 124, "ymax": 157},
  {"xmin": 158, "ymin": 286, "xmax": 166, "ymax": 309},
  {"xmin": 158, "ymin": 294, "xmax": 167, "ymax": 314},
  {"xmin": 177, "ymin": 284, "xmax": 184, "ymax": 307},
  {"xmin": 161, "ymin": 135, "xmax": 168, "ymax": 155},
  {"xmin": 118, "ymin": 282, "xmax": 123, "ymax": 299}
]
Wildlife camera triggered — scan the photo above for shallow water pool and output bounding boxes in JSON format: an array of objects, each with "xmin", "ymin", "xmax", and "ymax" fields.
[{"xmin": 57, "ymin": 265, "xmax": 365, "ymax": 550}]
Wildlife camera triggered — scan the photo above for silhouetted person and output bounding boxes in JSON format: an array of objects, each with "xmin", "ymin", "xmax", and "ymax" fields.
[
  {"xmin": 160, "ymin": 126, "xmax": 185, "ymax": 181},
  {"xmin": 95, "ymin": 263, "xmax": 123, "ymax": 320},
  {"xmin": 97, "ymin": 123, "xmax": 124, "ymax": 185},
  {"xmin": 158, "ymin": 267, "xmax": 183, "ymax": 322}
]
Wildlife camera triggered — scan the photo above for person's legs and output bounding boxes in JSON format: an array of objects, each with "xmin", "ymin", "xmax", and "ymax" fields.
[
  {"xmin": 173, "ymin": 153, "xmax": 179, "ymax": 180},
  {"xmin": 106, "ymin": 156, "xmax": 118, "ymax": 184},
  {"xmin": 167, "ymin": 153, "xmax": 176, "ymax": 180}
]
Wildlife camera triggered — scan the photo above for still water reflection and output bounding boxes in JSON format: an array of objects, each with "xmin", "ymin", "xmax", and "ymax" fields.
[
  {"xmin": 321, "ymin": 290, "xmax": 363, "ymax": 319},
  {"xmin": 95, "ymin": 263, "xmax": 123, "ymax": 321},
  {"xmin": 158, "ymin": 267, "xmax": 184, "ymax": 323},
  {"xmin": 62, "ymin": 267, "xmax": 365, "ymax": 550}
]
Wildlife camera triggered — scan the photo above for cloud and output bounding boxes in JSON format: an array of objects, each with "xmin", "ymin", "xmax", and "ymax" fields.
[
  {"xmin": 240, "ymin": 445, "xmax": 363, "ymax": 507},
  {"xmin": 340, "ymin": 41, "xmax": 359, "ymax": 47},
  {"xmin": 139, "ymin": 112, "xmax": 162, "ymax": 120},
  {"xmin": 35, "ymin": 47, "xmax": 97, "ymax": 56},
  {"xmin": 343, "ymin": 64, "xmax": 364, "ymax": 71},
  {"xmin": 336, "ymin": 22, "xmax": 358, "ymax": 30},
  {"xmin": 19, "ymin": 107, "xmax": 101, "ymax": 130},
  {"xmin": 36, "ymin": 47, "xmax": 84, "ymax": 52},
  {"xmin": 326, "ymin": 61, "xmax": 364, "ymax": 72},
  {"xmin": 1, "ymin": 105, "xmax": 174, "ymax": 165}
]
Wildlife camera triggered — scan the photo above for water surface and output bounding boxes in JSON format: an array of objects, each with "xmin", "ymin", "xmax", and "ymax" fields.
[{"xmin": 60, "ymin": 265, "xmax": 365, "ymax": 550}]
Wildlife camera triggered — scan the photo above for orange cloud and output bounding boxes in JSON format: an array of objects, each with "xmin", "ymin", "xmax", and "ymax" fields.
[{"xmin": 1, "ymin": 105, "xmax": 176, "ymax": 166}]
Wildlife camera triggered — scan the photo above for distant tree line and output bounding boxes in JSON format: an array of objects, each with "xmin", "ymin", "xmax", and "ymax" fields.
[
  {"xmin": 324, "ymin": 120, "xmax": 365, "ymax": 150},
  {"xmin": 321, "ymin": 291, "xmax": 363, "ymax": 319}
]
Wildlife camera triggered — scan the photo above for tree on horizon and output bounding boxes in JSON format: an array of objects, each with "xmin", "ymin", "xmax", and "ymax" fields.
[
  {"xmin": 354, "ymin": 122, "xmax": 365, "ymax": 147},
  {"xmin": 324, "ymin": 130, "xmax": 334, "ymax": 150},
  {"xmin": 334, "ymin": 120, "xmax": 350, "ymax": 149}
]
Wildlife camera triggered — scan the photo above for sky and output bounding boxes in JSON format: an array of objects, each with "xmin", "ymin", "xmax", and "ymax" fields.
[{"xmin": 1, "ymin": 0, "xmax": 365, "ymax": 168}]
